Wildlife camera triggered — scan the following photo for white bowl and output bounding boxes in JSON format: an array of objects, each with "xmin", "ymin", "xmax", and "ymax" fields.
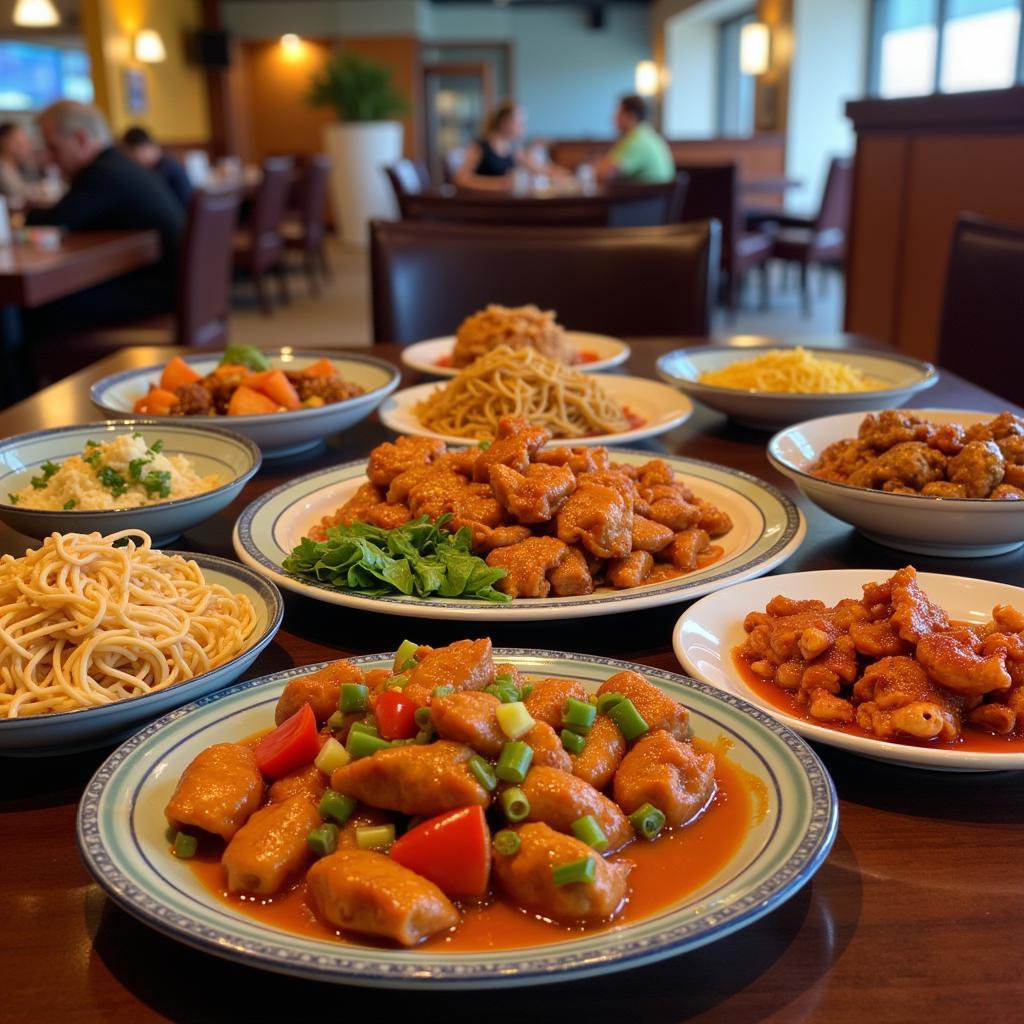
[
  {"xmin": 768, "ymin": 408, "xmax": 1024, "ymax": 558},
  {"xmin": 91, "ymin": 350, "xmax": 401, "ymax": 457},
  {"xmin": 656, "ymin": 345, "xmax": 938, "ymax": 430},
  {"xmin": 0, "ymin": 420, "xmax": 260, "ymax": 546}
]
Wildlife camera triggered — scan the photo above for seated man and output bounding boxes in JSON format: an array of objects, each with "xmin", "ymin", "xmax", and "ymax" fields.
[
  {"xmin": 595, "ymin": 94, "xmax": 675, "ymax": 185},
  {"xmin": 121, "ymin": 125, "xmax": 193, "ymax": 207},
  {"xmin": 26, "ymin": 100, "xmax": 184, "ymax": 333}
]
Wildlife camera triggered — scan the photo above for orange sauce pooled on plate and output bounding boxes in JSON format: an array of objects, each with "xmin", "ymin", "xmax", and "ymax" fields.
[{"xmin": 186, "ymin": 737, "xmax": 757, "ymax": 953}]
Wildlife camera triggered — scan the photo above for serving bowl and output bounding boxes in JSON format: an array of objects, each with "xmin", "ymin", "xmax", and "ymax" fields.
[
  {"xmin": 0, "ymin": 420, "xmax": 261, "ymax": 546},
  {"xmin": 656, "ymin": 344, "xmax": 938, "ymax": 430},
  {"xmin": 90, "ymin": 349, "xmax": 401, "ymax": 457},
  {"xmin": 768, "ymin": 408, "xmax": 1024, "ymax": 557}
]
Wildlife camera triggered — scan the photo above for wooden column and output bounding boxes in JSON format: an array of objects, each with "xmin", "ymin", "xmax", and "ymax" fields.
[
  {"xmin": 754, "ymin": 0, "xmax": 792, "ymax": 136},
  {"xmin": 200, "ymin": 0, "xmax": 235, "ymax": 158}
]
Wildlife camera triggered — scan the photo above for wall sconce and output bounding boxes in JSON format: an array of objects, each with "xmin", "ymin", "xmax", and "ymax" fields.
[
  {"xmin": 279, "ymin": 33, "xmax": 305, "ymax": 60},
  {"xmin": 134, "ymin": 29, "xmax": 167, "ymax": 64},
  {"xmin": 635, "ymin": 60, "xmax": 660, "ymax": 97},
  {"xmin": 740, "ymin": 22, "xmax": 771, "ymax": 76},
  {"xmin": 13, "ymin": 0, "xmax": 60, "ymax": 27}
]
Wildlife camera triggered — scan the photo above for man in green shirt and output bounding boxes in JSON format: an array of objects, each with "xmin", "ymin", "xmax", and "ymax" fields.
[{"xmin": 595, "ymin": 94, "xmax": 675, "ymax": 184}]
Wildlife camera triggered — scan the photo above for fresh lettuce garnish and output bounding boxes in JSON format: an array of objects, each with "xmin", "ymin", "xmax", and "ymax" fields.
[
  {"xmin": 282, "ymin": 514, "xmax": 511, "ymax": 603},
  {"xmin": 220, "ymin": 345, "xmax": 270, "ymax": 372}
]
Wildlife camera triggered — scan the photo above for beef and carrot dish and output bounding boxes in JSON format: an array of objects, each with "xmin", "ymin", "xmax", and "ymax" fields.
[
  {"xmin": 811, "ymin": 410, "xmax": 1024, "ymax": 499},
  {"xmin": 735, "ymin": 566, "xmax": 1024, "ymax": 749},
  {"xmin": 163, "ymin": 638, "xmax": 754, "ymax": 950},
  {"xmin": 132, "ymin": 346, "xmax": 364, "ymax": 418},
  {"xmin": 282, "ymin": 417, "xmax": 733, "ymax": 602}
]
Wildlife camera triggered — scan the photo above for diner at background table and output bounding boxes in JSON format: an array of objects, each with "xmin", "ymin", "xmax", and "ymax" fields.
[{"xmin": 1, "ymin": 336, "xmax": 1022, "ymax": 1023}]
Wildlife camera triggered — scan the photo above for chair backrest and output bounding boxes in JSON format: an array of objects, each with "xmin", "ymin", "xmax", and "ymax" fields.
[
  {"xmin": 247, "ymin": 156, "xmax": 293, "ymax": 267},
  {"xmin": 370, "ymin": 218, "xmax": 720, "ymax": 343},
  {"xmin": 677, "ymin": 163, "xmax": 738, "ymax": 272},
  {"xmin": 175, "ymin": 187, "xmax": 241, "ymax": 348},
  {"xmin": 295, "ymin": 155, "xmax": 330, "ymax": 249},
  {"xmin": 385, "ymin": 160, "xmax": 428, "ymax": 219},
  {"xmin": 937, "ymin": 213, "xmax": 1024, "ymax": 400},
  {"xmin": 606, "ymin": 171, "xmax": 690, "ymax": 227},
  {"xmin": 402, "ymin": 192, "xmax": 612, "ymax": 227},
  {"xmin": 814, "ymin": 156, "xmax": 854, "ymax": 236},
  {"xmin": 443, "ymin": 147, "xmax": 466, "ymax": 183}
]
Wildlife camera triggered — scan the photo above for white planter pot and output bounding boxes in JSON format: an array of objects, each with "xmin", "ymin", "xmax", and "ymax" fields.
[{"xmin": 322, "ymin": 121, "xmax": 403, "ymax": 249}]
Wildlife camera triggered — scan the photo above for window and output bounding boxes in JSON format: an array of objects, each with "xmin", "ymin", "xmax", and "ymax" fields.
[
  {"xmin": 869, "ymin": 0, "xmax": 1024, "ymax": 96},
  {"xmin": 717, "ymin": 10, "xmax": 756, "ymax": 137},
  {"xmin": 0, "ymin": 41, "xmax": 93, "ymax": 111}
]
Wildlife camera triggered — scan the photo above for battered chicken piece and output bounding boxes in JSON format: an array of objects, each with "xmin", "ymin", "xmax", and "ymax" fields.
[
  {"xmin": 473, "ymin": 417, "xmax": 549, "ymax": 483},
  {"xmin": 613, "ymin": 730, "xmax": 716, "ymax": 828},
  {"xmin": 221, "ymin": 795, "xmax": 321, "ymax": 895},
  {"xmin": 524, "ymin": 678, "xmax": 591, "ymax": 728},
  {"xmin": 430, "ymin": 691, "xmax": 504, "ymax": 756},
  {"xmin": 575, "ymin": 469, "xmax": 637, "ymax": 504},
  {"xmin": 662, "ymin": 528, "xmax": 710, "ymax": 571},
  {"xmin": 920, "ymin": 481, "xmax": 967, "ymax": 498},
  {"xmin": 519, "ymin": 765, "xmax": 633, "ymax": 851},
  {"xmin": 847, "ymin": 442, "xmax": 947, "ymax": 492},
  {"xmin": 486, "ymin": 536, "xmax": 571, "ymax": 598},
  {"xmin": 310, "ymin": 483, "xmax": 385, "ymax": 538},
  {"xmin": 457, "ymin": 522, "xmax": 532, "ymax": 552},
  {"xmin": 991, "ymin": 484, "xmax": 1024, "ymax": 500},
  {"xmin": 164, "ymin": 743, "xmax": 264, "ymax": 841},
  {"xmin": 546, "ymin": 545, "xmax": 594, "ymax": 596},
  {"xmin": 367, "ymin": 436, "xmax": 445, "ymax": 487},
  {"xmin": 557, "ymin": 483, "xmax": 633, "ymax": 559},
  {"xmin": 695, "ymin": 499, "xmax": 733, "ymax": 538},
  {"xmin": 267, "ymin": 763, "xmax": 328, "ymax": 805},
  {"xmin": 946, "ymin": 440, "xmax": 1004, "ymax": 498},
  {"xmin": 330, "ymin": 740, "xmax": 491, "ymax": 816},
  {"xmin": 489, "ymin": 463, "xmax": 576, "ymax": 523},
  {"xmin": 853, "ymin": 656, "xmax": 962, "ymax": 740},
  {"xmin": 492, "ymin": 822, "xmax": 630, "ymax": 924},
  {"xmin": 806, "ymin": 688, "xmax": 855, "ymax": 723},
  {"xmin": 275, "ymin": 660, "xmax": 366, "ymax": 726},
  {"xmin": 606, "ymin": 550, "xmax": 653, "ymax": 589},
  {"xmin": 358, "ymin": 502, "xmax": 413, "ymax": 530},
  {"xmin": 631, "ymin": 515, "xmax": 675, "ymax": 553},
  {"xmin": 307, "ymin": 849, "xmax": 459, "ymax": 947},
  {"xmin": 535, "ymin": 447, "xmax": 606, "ymax": 475},
  {"xmin": 403, "ymin": 638, "xmax": 495, "ymax": 706},
  {"xmin": 889, "ymin": 566, "xmax": 950, "ymax": 642},
  {"xmin": 523, "ymin": 721, "xmax": 573, "ymax": 772},
  {"xmin": 915, "ymin": 631, "xmax": 1012, "ymax": 695},
  {"xmin": 645, "ymin": 496, "xmax": 701, "ymax": 531},
  {"xmin": 858, "ymin": 410, "xmax": 933, "ymax": 450},
  {"xmin": 571, "ymin": 714, "xmax": 626, "ymax": 790},
  {"xmin": 848, "ymin": 618, "xmax": 911, "ymax": 658},
  {"xmin": 597, "ymin": 671, "xmax": 689, "ymax": 741}
]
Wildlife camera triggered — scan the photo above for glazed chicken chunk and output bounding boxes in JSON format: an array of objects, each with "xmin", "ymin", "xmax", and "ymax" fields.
[
  {"xmin": 489, "ymin": 463, "xmax": 576, "ymax": 523},
  {"xmin": 557, "ymin": 482, "xmax": 633, "ymax": 559},
  {"xmin": 597, "ymin": 671, "xmax": 690, "ymax": 741},
  {"xmin": 275, "ymin": 659, "xmax": 365, "ymax": 726}
]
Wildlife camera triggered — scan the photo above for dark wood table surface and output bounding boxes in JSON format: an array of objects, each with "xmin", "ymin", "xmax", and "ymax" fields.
[{"xmin": 2, "ymin": 338, "xmax": 1022, "ymax": 1024}]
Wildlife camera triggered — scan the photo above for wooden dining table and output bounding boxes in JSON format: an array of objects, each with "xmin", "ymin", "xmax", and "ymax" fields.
[{"xmin": 1, "ymin": 337, "xmax": 1022, "ymax": 1024}]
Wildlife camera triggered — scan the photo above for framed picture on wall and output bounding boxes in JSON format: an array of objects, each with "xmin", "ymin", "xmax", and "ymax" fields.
[{"xmin": 124, "ymin": 68, "xmax": 147, "ymax": 114}]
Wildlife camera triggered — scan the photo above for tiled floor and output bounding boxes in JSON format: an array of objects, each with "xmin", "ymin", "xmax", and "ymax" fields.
[{"xmin": 229, "ymin": 241, "xmax": 845, "ymax": 349}]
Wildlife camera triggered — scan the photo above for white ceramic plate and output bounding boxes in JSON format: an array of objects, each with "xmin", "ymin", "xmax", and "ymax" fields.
[
  {"xmin": 90, "ymin": 350, "xmax": 401, "ymax": 458},
  {"xmin": 673, "ymin": 568, "xmax": 1024, "ymax": 772},
  {"xmin": 0, "ymin": 552, "xmax": 283, "ymax": 757},
  {"xmin": 656, "ymin": 345, "xmax": 938, "ymax": 431},
  {"xmin": 77, "ymin": 650, "xmax": 837, "ymax": 989},
  {"xmin": 0, "ymin": 420, "xmax": 261, "ymax": 546},
  {"xmin": 231, "ymin": 450, "xmax": 806, "ymax": 621},
  {"xmin": 768, "ymin": 409, "xmax": 1024, "ymax": 558},
  {"xmin": 400, "ymin": 332, "xmax": 631, "ymax": 377},
  {"xmin": 378, "ymin": 375, "xmax": 693, "ymax": 447}
]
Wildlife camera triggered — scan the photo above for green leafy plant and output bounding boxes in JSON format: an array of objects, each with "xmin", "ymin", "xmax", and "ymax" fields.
[{"xmin": 307, "ymin": 51, "xmax": 407, "ymax": 122}]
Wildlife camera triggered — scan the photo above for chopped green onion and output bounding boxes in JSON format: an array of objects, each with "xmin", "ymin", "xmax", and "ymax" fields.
[
  {"xmin": 7, "ymin": 493, "xmax": 18, "ymax": 505},
  {"xmin": 414, "ymin": 729, "xmax": 434, "ymax": 745},
  {"xmin": 432, "ymin": 685, "xmax": 453, "ymax": 698},
  {"xmin": 307, "ymin": 823, "xmax": 338, "ymax": 857},
  {"xmin": 318, "ymin": 791, "xmax": 357, "ymax": 825},
  {"xmin": 608, "ymin": 697, "xmax": 649, "ymax": 742},
  {"xmin": 561, "ymin": 728, "xmax": 586, "ymax": 755},
  {"xmin": 355, "ymin": 824, "xmax": 395, "ymax": 851},
  {"xmin": 314, "ymin": 736, "xmax": 351, "ymax": 774},
  {"xmin": 493, "ymin": 829, "xmax": 521, "ymax": 856},
  {"xmin": 30, "ymin": 461, "xmax": 60, "ymax": 489},
  {"xmin": 85, "ymin": 439, "xmax": 100, "ymax": 447},
  {"xmin": 571, "ymin": 815, "xmax": 609, "ymax": 852},
  {"xmin": 172, "ymin": 831, "xmax": 197, "ymax": 858},
  {"xmin": 401, "ymin": 659, "xmax": 418, "ymax": 671},
  {"xmin": 562, "ymin": 697, "xmax": 597, "ymax": 735},
  {"xmin": 496, "ymin": 741, "xmax": 533, "ymax": 784},
  {"xmin": 500, "ymin": 786, "xmax": 530, "ymax": 822},
  {"xmin": 478, "ymin": 440, "xmax": 492, "ymax": 450},
  {"xmin": 346, "ymin": 729, "xmax": 391, "ymax": 759},
  {"xmin": 484, "ymin": 684, "xmax": 519, "ymax": 703},
  {"xmin": 62, "ymin": 499, "xmax": 76, "ymax": 510},
  {"xmin": 348, "ymin": 720, "xmax": 378, "ymax": 738},
  {"xmin": 596, "ymin": 692, "xmax": 626, "ymax": 715},
  {"xmin": 468, "ymin": 754, "xmax": 497, "ymax": 791},
  {"xmin": 150, "ymin": 439, "xmax": 164, "ymax": 453},
  {"xmin": 393, "ymin": 639, "xmax": 419, "ymax": 671},
  {"xmin": 142, "ymin": 469, "xmax": 171, "ymax": 499},
  {"xmin": 519, "ymin": 683, "xmax": 534, "ymax": 700},
  {"xmin": 339, "ymin": 683, "xmax": 369, "ymax": 713},
  {"xmin": 495, "ymin": 672, "xmax": 515, "ymax": 687},
  {"xmin": 388, "ymin": 673, "xmax": 410, "ymax": 689},
  {"xmin": 552, "ymin": 856, "xmax": 596, "ymax": 887},
  {"xmin": 326, "ymin": 710, "xmax": 346, "ymax": 732},
  {"xmin": 629, "ymin": 802, "xmax": 666, "ymax": 841},
  {"xmin": 496, "ymin": 701, "xmax": 534, "ymax": 740},
  {"xmin": 414, "ymin": 706, "xmax": 433, "ymax": 730}
]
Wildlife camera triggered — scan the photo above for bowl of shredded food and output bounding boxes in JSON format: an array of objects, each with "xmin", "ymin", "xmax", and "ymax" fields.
[
  {"xmin": 656, "ymin": 345, "xmax": 937, "ymax": 430},
  {"xmin": 0, "ymin": 529, "xmax": 282, "ymax": 755}
]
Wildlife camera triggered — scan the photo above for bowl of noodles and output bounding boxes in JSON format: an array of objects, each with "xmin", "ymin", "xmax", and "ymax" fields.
[
  {"xmin": 656, "ymin": 345, "xmax": 937, "ymax": 430},
  {"xmin": 0, "ymin": 530, "xmax": 283, "ymax": 755}
]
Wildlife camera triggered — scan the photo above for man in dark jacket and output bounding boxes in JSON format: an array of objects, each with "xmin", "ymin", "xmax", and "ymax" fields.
[
  {"xmin": 121, "ymin": 125, "xmax": 193, "ymax": 208},
  {"xmin": 26, "ymin": 100, "xmax": 184, "ymax": 331}
]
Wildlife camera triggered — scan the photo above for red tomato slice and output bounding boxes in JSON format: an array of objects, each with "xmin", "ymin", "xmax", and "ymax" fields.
[
  {"xmin": 374, "ymin": 690, "xmax": 418, "ymax": 740},
  {"xmin": 253, "ymin": 703, "xmax": 319, "ymax": 778},
  {"xmin": 390, "ymin": 806, "xmax": 491, "ymax": 897}
]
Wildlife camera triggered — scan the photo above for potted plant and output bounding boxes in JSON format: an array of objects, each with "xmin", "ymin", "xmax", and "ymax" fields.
[{"xmin": 308, "ymin": 51, "xmax": 407, "ymax": 249}]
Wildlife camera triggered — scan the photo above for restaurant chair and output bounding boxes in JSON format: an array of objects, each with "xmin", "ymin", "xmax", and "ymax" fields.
[
  {"xmin": 370, "ymin": 218, "xmax": 720, "ymax": 343},
  {"xmin": 282, "ymin": 155, "xmax": 332, "ymax": 297},
  {"xmin": 937, "ymin": 213, "xmax": 1024, "ymax": 402},
  {"xmin": 443, "ymin": 147, "xmax": 466, "ymax": 184},
  {"xmin": 232, "ymin": 156, "xmax": 293, "ymax": 316},
  {"xmin": 384, "ymin": 159, "xmax": 431, "ymax": 219},
  {"xmin": 677, "ymin": 162, "xmax": 772, "ymax": 316},
  {"xmin": 606, "ymin": 170, "xmax": 689, "ymax": 227}
]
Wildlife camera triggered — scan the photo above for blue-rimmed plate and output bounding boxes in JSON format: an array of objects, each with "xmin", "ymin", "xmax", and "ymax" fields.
[
  {"xmin": 231, "ymin": 450, "xmax": 806, "ymax": 621},
  {"xmin": 77, "ymin": 650, "xmax": 837, "ymax": 989},
  {"xmin": 0, "ymin": 552, "xmax": 283, "ymax": 757}
]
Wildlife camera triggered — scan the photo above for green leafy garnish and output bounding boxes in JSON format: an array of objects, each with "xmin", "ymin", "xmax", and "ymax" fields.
[
  {"xmin": 86, "ymin": 439, "xmax": 100, "ymax": 448},
  {"xmin": 84, "ymin": 449, "xmax": 102, "ymax": 467},
  {"xmin": 63, "ymin": 499, "xmax": 76, "ymax": 510},
  {"xmin": 220, "ymin": 345, "xmax": 270, "ymax": 372},
  {"xmin": 142, "ymin": 470, "xmax": 172, "ymax": 498},
  {"xmin": 131, "ymin": 431, "xmax": 142, "ymax": 439},
  {"xmin": 478, "ymin": 441, "xmax": 491, "ymax": 450},
  {"xmin": 282, "ymin": 514, "xmax": 511, "ymax": 603},
  {"xmin": 8, "ymin": 493, "xmax": 18, "ymax": 505},
  {"xmin": 29, "ymin": 460, "xmax": 61, "ymax": 489},
  {"xmin": 128, "ymin": 457, "xmax": 146, "ymax": 481},
  {"xmin": 98, "ymin": 466, "xmax": 127, "ymax": 498}
]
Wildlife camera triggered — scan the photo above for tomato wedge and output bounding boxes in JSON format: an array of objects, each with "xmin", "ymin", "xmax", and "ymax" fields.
[
  {"xmin": 390, "ymin": 806, "xmax": 491, "ymax": 897},
  {"xmin": 374, "ymin": 690, "xmax": 418, "ymax": 740},
  {"xmin": 253, "ymin": 703, "xmax": 319, "ymax": 778}
]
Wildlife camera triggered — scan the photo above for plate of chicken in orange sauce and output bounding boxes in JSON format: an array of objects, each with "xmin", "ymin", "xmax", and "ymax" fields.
[
  {"xmin": 77, "ymin": 639, "xmax": 837, "ymax": 987},
  {"xmin": 674, "ymin": 567, "xmax": 1024, "ymax": 771},
  {"xmin": 232, "ymin": 423, "xmax": 806, "ymax": 620}
]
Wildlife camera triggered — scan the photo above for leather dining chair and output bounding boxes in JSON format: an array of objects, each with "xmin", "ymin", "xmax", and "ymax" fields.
[
  {"xmin": 232, "ymin": 156, "xmax": 293, "ymax": 315},
  {"xmin": 283, "ymin": 155, "xmax": 332, "ymax": 296},
  {"xmin": 937, "ymin": 213, "xmax": 1024, "ymax": 402},
  {"xmin": 384, "ymin": 159, "xmax": 431, "ymax": 219},
  {"xmin": 370, "ymin": 218, "xmax": 720, "ymax": 343},
  {"xmin": 443, "ymin": 147, "xmax": 466, "ymax": 184}
]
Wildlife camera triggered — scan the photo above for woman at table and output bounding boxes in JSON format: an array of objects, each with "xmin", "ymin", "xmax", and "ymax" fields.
[
  {"xmin": 0, "ymin": 122, "xmax": 43, "ymax": 207},
  {"xmin": 453, "ymin": 101, "xmax": 567, "ymax": 192}
]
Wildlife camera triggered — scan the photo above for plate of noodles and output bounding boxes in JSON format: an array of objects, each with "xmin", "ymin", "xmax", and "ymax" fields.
[
  {"xmin": 0, "ymin": 530, "xmax": 283, "ymax": 756},
  {"xmin": 380, "ymin": 346, "xmax": 692, "ymax": 446},
  {"xmin": 656, "ymin": 345, "xmax": 938, "ymax": 430}
]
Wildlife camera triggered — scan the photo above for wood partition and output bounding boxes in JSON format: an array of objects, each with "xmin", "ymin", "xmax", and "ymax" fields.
[{"xmin": 844, "ymin": 87, "xmax": 1024, "ymax": 362}]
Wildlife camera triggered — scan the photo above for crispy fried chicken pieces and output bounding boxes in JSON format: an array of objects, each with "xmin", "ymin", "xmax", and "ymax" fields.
[{"xmin": 738, "ymin": 566, "xmax": 1024, "ymax": 742}]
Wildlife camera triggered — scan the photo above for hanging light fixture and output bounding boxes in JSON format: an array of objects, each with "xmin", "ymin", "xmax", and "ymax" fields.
[
  {"xmin": 279, "ymin": 33, "xmax": 305, "ymax": 59},
  {"xmin": 13, "ymin": 0, "xmax": 60, "ymax": 27},
  {"xmin": 739, "ymin": 22, "xmax": 771, "ymax": 76},
  {"xmin": 134, "ymin": 29, "xmax": 167, "ymax": 64},
  {"xmin": 634, "ymin": 60, "xmax": 660, "ymax": 97}
]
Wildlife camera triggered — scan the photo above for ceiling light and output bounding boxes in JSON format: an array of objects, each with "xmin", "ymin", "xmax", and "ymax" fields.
[
  {"xmin": 635, "ymin": 60, "xmax": 660, "ymax": 97},
  {"xmin": 134, "ymin": 29, "xmax": 167, "ymax": 64},
  {"xmin": 13, "ymin": 0, "xmax": 60, "ymax": 27},
  {"xmin": 740, "ymin": 22, "xmax": 771, "ymax": 76},
  {"xmin": 280, "ymin": 33, "xmax": 304, "ymax": 59}
]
